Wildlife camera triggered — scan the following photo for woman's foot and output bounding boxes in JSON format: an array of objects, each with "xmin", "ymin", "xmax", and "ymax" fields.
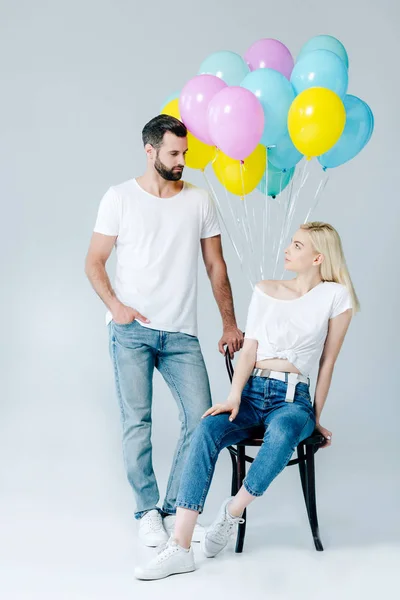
[
  {"xmin": 163, "ymin": 514, "xmax": 205, "ymax": 543},
  {"xmin": 134, "ymin": 537, "xmax": 195, "ymax": 580},
  {"xmin": 202, "ymin": 497, "xmax": 245, "ymax": 558}
]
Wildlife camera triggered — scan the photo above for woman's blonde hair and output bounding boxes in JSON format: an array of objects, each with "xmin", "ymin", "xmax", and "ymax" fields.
[{"xmin": 301, "ymin": 221, "xmax": 360, "ymax": 313}]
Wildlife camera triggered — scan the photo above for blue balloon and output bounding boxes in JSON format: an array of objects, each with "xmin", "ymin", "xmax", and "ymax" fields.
[
  {"xmin": 291, "ymin": 49, "xmax": 348, "ymax": 98},
  {"xmin": 258, "ymin": 161, "xmax": 295, "ymax": 198},
  {"xmin": 199, "ymin": 51, "xmax": 250, "ymax": 86},
  {"xmin": 318, "ymin": 95, "xmax": 374, "ymax": 169},
  {"xmin": 298, "ymin": 35, "xmax": 349, "ymax": 69},
  {"xmin": 268, "ymin": 132, "xmax": 303, "ymax": 171},
  {"xmin": 364, "ymin": 103, "xmax": 375, "ymax": 146},
  {"xmin": 241, "ymin": 68, "xmax": 295, "ymax": 147},
  {"xmin": 160, "ymin": 90, "xmax": 180, "ymax": 112}
]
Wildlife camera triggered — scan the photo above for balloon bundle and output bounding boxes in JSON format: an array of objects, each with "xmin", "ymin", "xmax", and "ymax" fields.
[{"xmin": 160, "ymin": 35, "xmax": 374, "ymax": 285}]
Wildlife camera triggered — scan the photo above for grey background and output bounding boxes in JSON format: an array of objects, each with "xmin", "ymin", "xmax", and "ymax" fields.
[{"xmin": 1, "ymin": 1, "xmax": 398, "ymax": 598}]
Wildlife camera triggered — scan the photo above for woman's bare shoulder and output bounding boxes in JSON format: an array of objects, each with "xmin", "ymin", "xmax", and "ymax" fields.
[
  {"xmin": 256, "ymin": 279, "xmax": 283, "ymax": 294},
  {"xmin": 256, "ymin": 279, "xmax": 282, "ymax": 291}
]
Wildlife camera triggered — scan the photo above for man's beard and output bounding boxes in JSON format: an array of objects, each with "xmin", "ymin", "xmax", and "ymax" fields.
[{"xmin": 154, "ymin": 154, "xmax": 184, "ymax": 181}]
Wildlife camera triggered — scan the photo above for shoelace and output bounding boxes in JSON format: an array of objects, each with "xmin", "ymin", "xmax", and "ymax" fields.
[
  {"xmin": 210, "ymin": 515, "xmax": 245, "ymax": 544},
  {"xmin": 143, "ymin": 513, "xmax": 164, "ymax": 533},
  {"xmin": 156, "ymin": 540, "xmax": 169, "ymax": 555},
  {"xmin": 155, "ymin": 543, "xmax": 179, "ymax": 564}
]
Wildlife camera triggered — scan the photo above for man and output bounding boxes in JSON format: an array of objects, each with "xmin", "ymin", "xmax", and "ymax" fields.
[{"xmin": 85, "ymin": 114, "xmax": 243, "ymax": 546}]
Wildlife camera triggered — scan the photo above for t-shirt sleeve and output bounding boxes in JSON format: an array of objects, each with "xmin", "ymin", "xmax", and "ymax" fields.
[
  {"xmin": 244, "ymin": 289, "xmax": 260, "ymax": 340},
  {"xmin": 201, "ymin": 193, "xmax": 221, "ymax": 239},
  {"xmin": 330, "ymin": 286, "xmax": 353, "ymax": 319},
  {"xmin": 93, "ymin": 187, "xmax": 120, "ymax": 236}
]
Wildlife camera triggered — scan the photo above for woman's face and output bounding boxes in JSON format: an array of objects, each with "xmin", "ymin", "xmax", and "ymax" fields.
[{"xmin": 284, "ymin": 228, "xmax": 322, "ymax": 273}]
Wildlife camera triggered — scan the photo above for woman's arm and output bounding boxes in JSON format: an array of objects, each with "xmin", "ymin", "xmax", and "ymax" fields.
[
  {"xmin": 314, "ymin": 309, "xmax": 352, "ymax": 446},
  {"xmin": 202, "ymin": 338, "xmax": 258, "ymax": 422},
  {"xmin": 230, "ymin": 338, "xmax": 258, "ymax": 397}
]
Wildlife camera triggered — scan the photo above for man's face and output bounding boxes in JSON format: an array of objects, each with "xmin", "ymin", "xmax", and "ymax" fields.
[{"xmin": 152, "ymin": 132, "xmax": 188, "ymax": 181}]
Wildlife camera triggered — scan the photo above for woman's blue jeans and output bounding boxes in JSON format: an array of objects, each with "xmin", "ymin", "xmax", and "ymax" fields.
[{"xmin": 176, "ymin": 375, "xmax": 316, "ymax": 512}]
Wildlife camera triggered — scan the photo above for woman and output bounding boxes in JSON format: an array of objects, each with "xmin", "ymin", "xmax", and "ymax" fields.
[{"xmin": 134, "ymin": 222, "xmax": 359, "ymax": 580}]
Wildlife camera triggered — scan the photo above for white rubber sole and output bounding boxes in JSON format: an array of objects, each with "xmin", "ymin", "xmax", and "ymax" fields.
[
  {"xmin": 201, "ymin": 533, "xmax": 227, "ymax": 558},
  {"xmin": 138, "ymin": 533, "xmax": 169, "ymax": 548},
  {"xmin": 135, "ymin": 564, "xmax": 196, "ymax": 580}
]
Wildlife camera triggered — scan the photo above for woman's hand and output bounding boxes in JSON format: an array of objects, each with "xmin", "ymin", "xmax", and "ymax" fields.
[
  {"xmin": 201, "ymin": 396, "xmax": 241, "ymax": 422},
  {"xmin": 316, "ymin": 423, "xmax": 332, "ymax": 448}
]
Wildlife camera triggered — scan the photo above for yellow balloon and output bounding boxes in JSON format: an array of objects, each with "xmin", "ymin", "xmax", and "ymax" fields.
[
  {"xmin": 212, "ymin": 145, "xmax": 267, "ymax": 196},
  {"xmin": 161, "ymin": 98, "xmax": 180, "ymax": 120},
  {"xmin": 161, "ymin": 99, "xmax": 216, "ymax": 170},
  {"xmin": 288, "ymin": 87, "xmax": 346, "ymax": 158}
]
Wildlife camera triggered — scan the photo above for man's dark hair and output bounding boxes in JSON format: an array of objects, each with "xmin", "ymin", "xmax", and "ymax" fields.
[{"xmin": 142, "ymin": 115, "xmax": 187, "ymax": 149}]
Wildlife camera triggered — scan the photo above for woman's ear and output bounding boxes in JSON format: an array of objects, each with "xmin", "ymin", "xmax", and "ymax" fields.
[{"xmin": 314, "ymin": 253, "xmax": 324, "ymax": 266}]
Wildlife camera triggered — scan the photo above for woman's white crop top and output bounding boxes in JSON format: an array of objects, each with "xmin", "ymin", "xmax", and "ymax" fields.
[{"xmin": 245, "ymin": 281, "xmax": 352, "ymax": 376}]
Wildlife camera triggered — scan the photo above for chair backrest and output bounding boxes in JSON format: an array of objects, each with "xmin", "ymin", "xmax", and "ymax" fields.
[{"xmin": 225, "ymin": 348, "xmax": 235, "ymax": 383}]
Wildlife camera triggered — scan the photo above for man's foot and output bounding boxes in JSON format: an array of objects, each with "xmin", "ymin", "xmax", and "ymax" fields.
[
  {"xmin": 134, "ymin": 537, "xmax": 195, "ymax": 580},
  {"xmin": 138, "ymin": 509, "xmax": 169, "ymax": 547},
  {"xmin": 163, "ymin": 515, "xmax": 205, "ymax": 543},
  {"xmin": 202, "ymin": 497, "xmax": 245, "ymax": 558}
]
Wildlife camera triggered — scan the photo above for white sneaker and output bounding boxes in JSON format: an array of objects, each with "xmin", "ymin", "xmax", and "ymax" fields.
[
  {"xmin": 134, "ymin": 537, "xmax": 195, "ymax": 580},
  {"xmin": 202, "ymin": 497, "xmax": 245, "ymax": 558},
  {"xmin": 163, "ymin": 515, "xmax": 205, "ymax": 543},
  {"xmin": 138, "ymin": 509, "xmax": 169, "ymax": 547}
]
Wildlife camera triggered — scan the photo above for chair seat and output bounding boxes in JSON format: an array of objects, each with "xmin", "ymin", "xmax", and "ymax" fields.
[{"xmin": 235, "ymin": 427, "xmax": 325, "ymax": 447}]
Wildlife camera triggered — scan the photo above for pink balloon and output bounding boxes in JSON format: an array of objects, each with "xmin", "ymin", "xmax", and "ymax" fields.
[
  {"xmin": 245, "ymin": 38, "xmax": 294, "ymax": 80},
  {"xmin": 179, "ymin": 75, "xmax": 227, "ymax": 145},
  {"xmin": 207, "ymin": 87, "xmax": 264, "ymax": 160}
]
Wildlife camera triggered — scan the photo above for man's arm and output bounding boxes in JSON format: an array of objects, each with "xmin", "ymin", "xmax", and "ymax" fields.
[
  {"xmin": 201, "ymin": 235, "xmax": 244, "ymax": 357},
  {"xmin": 85, "ymin": 232, "xmax": 149, "ymax": 325}
]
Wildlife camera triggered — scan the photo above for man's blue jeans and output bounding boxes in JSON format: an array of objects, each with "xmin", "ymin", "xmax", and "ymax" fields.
[{"xmin": 109, "ymin": 320, "xmax": 212, "ymax": 519}]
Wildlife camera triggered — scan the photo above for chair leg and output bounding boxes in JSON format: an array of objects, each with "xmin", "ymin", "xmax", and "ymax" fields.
[
  {"xmin": 297, "ymin": 443, "xmax": 309, "ymax": 516},
  {"xmin": 235, "ymin": 445, "xmax": 247, "ymax": 553},
  {"xmin": 305, "ymin": 444, "xmax": 324, "ymax": 551},
  {"xmin": 228, "ymin": 448, "xmax": 239, "ymax": 496}
]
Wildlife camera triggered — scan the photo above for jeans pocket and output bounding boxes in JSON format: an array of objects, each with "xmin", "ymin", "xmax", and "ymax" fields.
[
  {"xmin": 112, "ymin": 319, "xmax": 135, "ymax": 328},
  {"xmin": 295, "ymin": 389, "xmax": 312, "ymax": 405}
]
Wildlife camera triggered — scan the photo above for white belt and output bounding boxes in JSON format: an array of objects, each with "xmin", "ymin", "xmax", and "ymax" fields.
[{"xmin": 251, "ymin": 368, "xmax": 309, "ymax": 403}]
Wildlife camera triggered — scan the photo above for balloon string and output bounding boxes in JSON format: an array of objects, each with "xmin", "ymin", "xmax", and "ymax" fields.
[
  {"xmin": 261, "ymin": 165, "xmax": 268, "ymax": 280},
  {"xmin": 272, "ymin": 166, "xmax": 298, "ymax": 279},
  {"xmin": 225, "ymin": 166, "xmax": 249, "ymax": 252},
  {"xmin": 211, "ymin": 151, "xmax": 247, "ymax": 254},
  {"xmin": 203, "ymin": 165, "xmax": 253, "ymax": 289},
  {"xmin": 244, "ymin": 194, "xmax": 259, "ymax": 283},
  {"xmin": 202, "ymin": 168, "xmax": 243, "ymax": 264},
  {"xmin": 284, "ymin": 160, "xmax": 310, "ymax": 241},
  {"xmin": 258, "ymin": 157, "xmax": 269, "ymax": 281},
  {"xmin": 240, "ymin": 161, "xmax": 258, "ymax": 284},
  {"xmin": 273, "ymin": 160, "xmax": 310, "ymax": 279},
  {"xmin": 213, "ymin": 151, "xmax": 249, "ymax": 253},
  {"xmin": 303, "ymin": 169, "xmax": 330, "ymax": 224},
  {"xmin": 265, "ymin": 179, "xmax": 273, "ymax": 278},
  {"xmin": 253, "ymin": 200, "xmax": 260, "ymax": 279}
]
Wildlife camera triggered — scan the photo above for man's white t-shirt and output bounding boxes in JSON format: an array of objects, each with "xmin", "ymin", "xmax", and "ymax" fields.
[{"xmin": 94, "ymin": 178, "xmax": 221, "ymax": 337}]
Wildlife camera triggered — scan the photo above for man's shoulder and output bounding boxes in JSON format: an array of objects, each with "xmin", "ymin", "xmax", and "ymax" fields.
[
  {"xmin": 109, "ymin": 177, "xmax": 138, "ymax": 196},
  {"xmin": 183, "ymin": 181, "xmax": 209, "ymax": 201}
]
